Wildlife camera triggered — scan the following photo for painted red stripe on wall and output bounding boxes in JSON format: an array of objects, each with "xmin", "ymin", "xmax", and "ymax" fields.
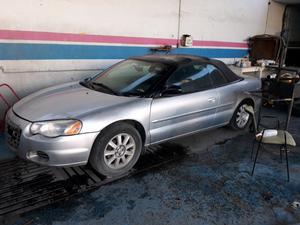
[
  {"xmin": 193, "ymin": 40, "xmax": 247, "ymax": 48},
  {"xmin": 0, "ymin": 29, "xmax": 248, "ymax": 48}
]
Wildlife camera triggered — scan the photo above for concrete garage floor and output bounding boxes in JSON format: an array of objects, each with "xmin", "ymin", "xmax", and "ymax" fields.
[{"xmin": 1, "ymin": 108, "xmax": 300, "ymax": 225}]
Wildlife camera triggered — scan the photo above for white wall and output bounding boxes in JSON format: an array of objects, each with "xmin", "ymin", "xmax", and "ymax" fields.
[
  {"xmin": 181, "ymin": 0, "xmax": 268, "ymax": 42},
  {"xmin": 0, "ymin": 0, "xmax": 283, "ymax": 42},
  {"xmin": 0, "ymin": 0, "xmax": 179, "ymax": 39}
]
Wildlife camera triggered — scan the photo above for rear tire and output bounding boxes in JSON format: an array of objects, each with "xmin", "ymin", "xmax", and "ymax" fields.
[
  {"xmin": 89, "ymin": 123, "xmax": 142, "ymax": 177},
  {"xmin": 230, "ymin": 102, "xmax": 252, "ymax": 130}
]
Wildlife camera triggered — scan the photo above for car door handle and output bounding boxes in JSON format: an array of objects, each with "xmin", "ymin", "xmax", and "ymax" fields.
[{"xmin": 208, "ymin": 97, "xmax": 216, "ymax": 103}]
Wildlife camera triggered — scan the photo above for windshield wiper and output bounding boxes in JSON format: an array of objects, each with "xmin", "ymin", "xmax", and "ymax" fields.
[
  {"xmin": 79, "ymin": 80, "xmax": 92, "ymax": 89},
  {"xmin": 91, "ymin": 82, "xmax": 120, "ymax": 96}
]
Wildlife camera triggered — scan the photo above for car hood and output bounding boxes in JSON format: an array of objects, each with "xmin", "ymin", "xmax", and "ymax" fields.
[{"xmin": 13, "ymin": 82, "xmax": 140, "ymax": 121}]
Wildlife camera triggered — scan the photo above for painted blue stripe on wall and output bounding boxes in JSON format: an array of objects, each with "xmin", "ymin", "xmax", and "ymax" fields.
[{"xmin": 0, "ymin": 43, "xmax": 248, "ymax": 60}]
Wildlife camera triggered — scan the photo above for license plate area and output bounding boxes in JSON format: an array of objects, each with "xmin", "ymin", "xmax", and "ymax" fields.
[{"xmin": 7, "ymin": 123, "xmax": 22, "ymax": 149}]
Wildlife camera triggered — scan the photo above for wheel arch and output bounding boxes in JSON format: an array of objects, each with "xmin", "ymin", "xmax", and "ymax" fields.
[
  {"xmin": 98, "ymin": 119, "xmax": 147, "ymax": 145},
  {"xmin": 239, "ymin": 98, "xmax": 255, "ymax": 108}
]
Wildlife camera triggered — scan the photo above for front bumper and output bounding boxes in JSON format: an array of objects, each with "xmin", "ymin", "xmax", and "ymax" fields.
[{"xmin": 5, "ymin": 108, "xmax": 99, "ymax": 167}]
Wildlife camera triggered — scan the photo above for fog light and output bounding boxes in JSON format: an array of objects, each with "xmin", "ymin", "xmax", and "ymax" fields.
[
  {"xmin": 27, "ymin": 151, "xmax": 49, "ymax": 162},
  {"xmin": 37, "ymin": 151, "xmax": 49, "ymax": 161}
]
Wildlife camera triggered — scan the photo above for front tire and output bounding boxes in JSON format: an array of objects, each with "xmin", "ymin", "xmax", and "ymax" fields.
[
  {"xmin": 89, "ymin": 123, "xmax": 142, "ymax": 177},
  {"xmin": 230, "ymin": 102, "xmax": 252, "ymax": 130}
]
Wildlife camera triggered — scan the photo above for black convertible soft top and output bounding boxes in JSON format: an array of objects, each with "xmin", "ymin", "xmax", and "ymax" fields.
[{"xmin": 131, "ymin": 54, "xmax": 241, "ymax": 83}]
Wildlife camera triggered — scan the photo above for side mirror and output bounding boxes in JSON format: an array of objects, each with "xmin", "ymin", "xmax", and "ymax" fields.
[{"xmin": 161, "ymin": 86, "xmax": 182, "ymax": 97}]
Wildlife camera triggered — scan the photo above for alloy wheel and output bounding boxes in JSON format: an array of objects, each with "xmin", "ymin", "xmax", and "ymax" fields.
[
  {"xmin": 103, "ymin": 133, "xmax": 136, "ymax": 169},
  {"xmin": 236, "ymin": 104, "xmax": 250, "ymax": 128}
]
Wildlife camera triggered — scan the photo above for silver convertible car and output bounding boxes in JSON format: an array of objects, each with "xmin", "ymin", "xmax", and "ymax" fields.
[{"xmin": 5, "ymin": 55, "xmax": 260, "ymax": 177}]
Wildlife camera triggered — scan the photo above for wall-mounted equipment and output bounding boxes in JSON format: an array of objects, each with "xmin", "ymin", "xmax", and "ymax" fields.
[{"xmin": 181, "ymin": 34, "xmax": 193, "ymax": 47}]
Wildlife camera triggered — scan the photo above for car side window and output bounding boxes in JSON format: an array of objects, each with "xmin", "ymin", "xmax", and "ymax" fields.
[
  {"xmin": 206, "ymin": 64, "xmax": 228, "ymax": 87},
  {"xmin": 166, "ymin": 63, "xmax": 213, "ymax": 94}
]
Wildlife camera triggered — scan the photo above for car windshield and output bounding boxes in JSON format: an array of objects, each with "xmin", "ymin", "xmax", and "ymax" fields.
[{"xmin": 89, "ymin": 59, "xmax": 170, "ymax": 96}]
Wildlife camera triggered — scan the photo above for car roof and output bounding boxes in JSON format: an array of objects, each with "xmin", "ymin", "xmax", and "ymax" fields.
[{"xmin": 130, "ymin": 54, "xmax": 241, "ymax": 82}]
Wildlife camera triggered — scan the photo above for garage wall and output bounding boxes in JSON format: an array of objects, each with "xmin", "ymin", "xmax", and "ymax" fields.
[{"xmin": 0, "ymin": 0, "xmax": 285, "ymax": 130}]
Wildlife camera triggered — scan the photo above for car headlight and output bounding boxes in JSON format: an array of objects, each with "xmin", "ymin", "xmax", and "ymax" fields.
[{"xmin": 30, "ymin": 120, "xmax": 82, "ymax": 137}]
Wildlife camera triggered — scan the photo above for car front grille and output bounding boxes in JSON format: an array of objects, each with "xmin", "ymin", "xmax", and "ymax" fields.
[{"xmin": 6, "ymin": 122, "xmax": 22, "ymax": 149}]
